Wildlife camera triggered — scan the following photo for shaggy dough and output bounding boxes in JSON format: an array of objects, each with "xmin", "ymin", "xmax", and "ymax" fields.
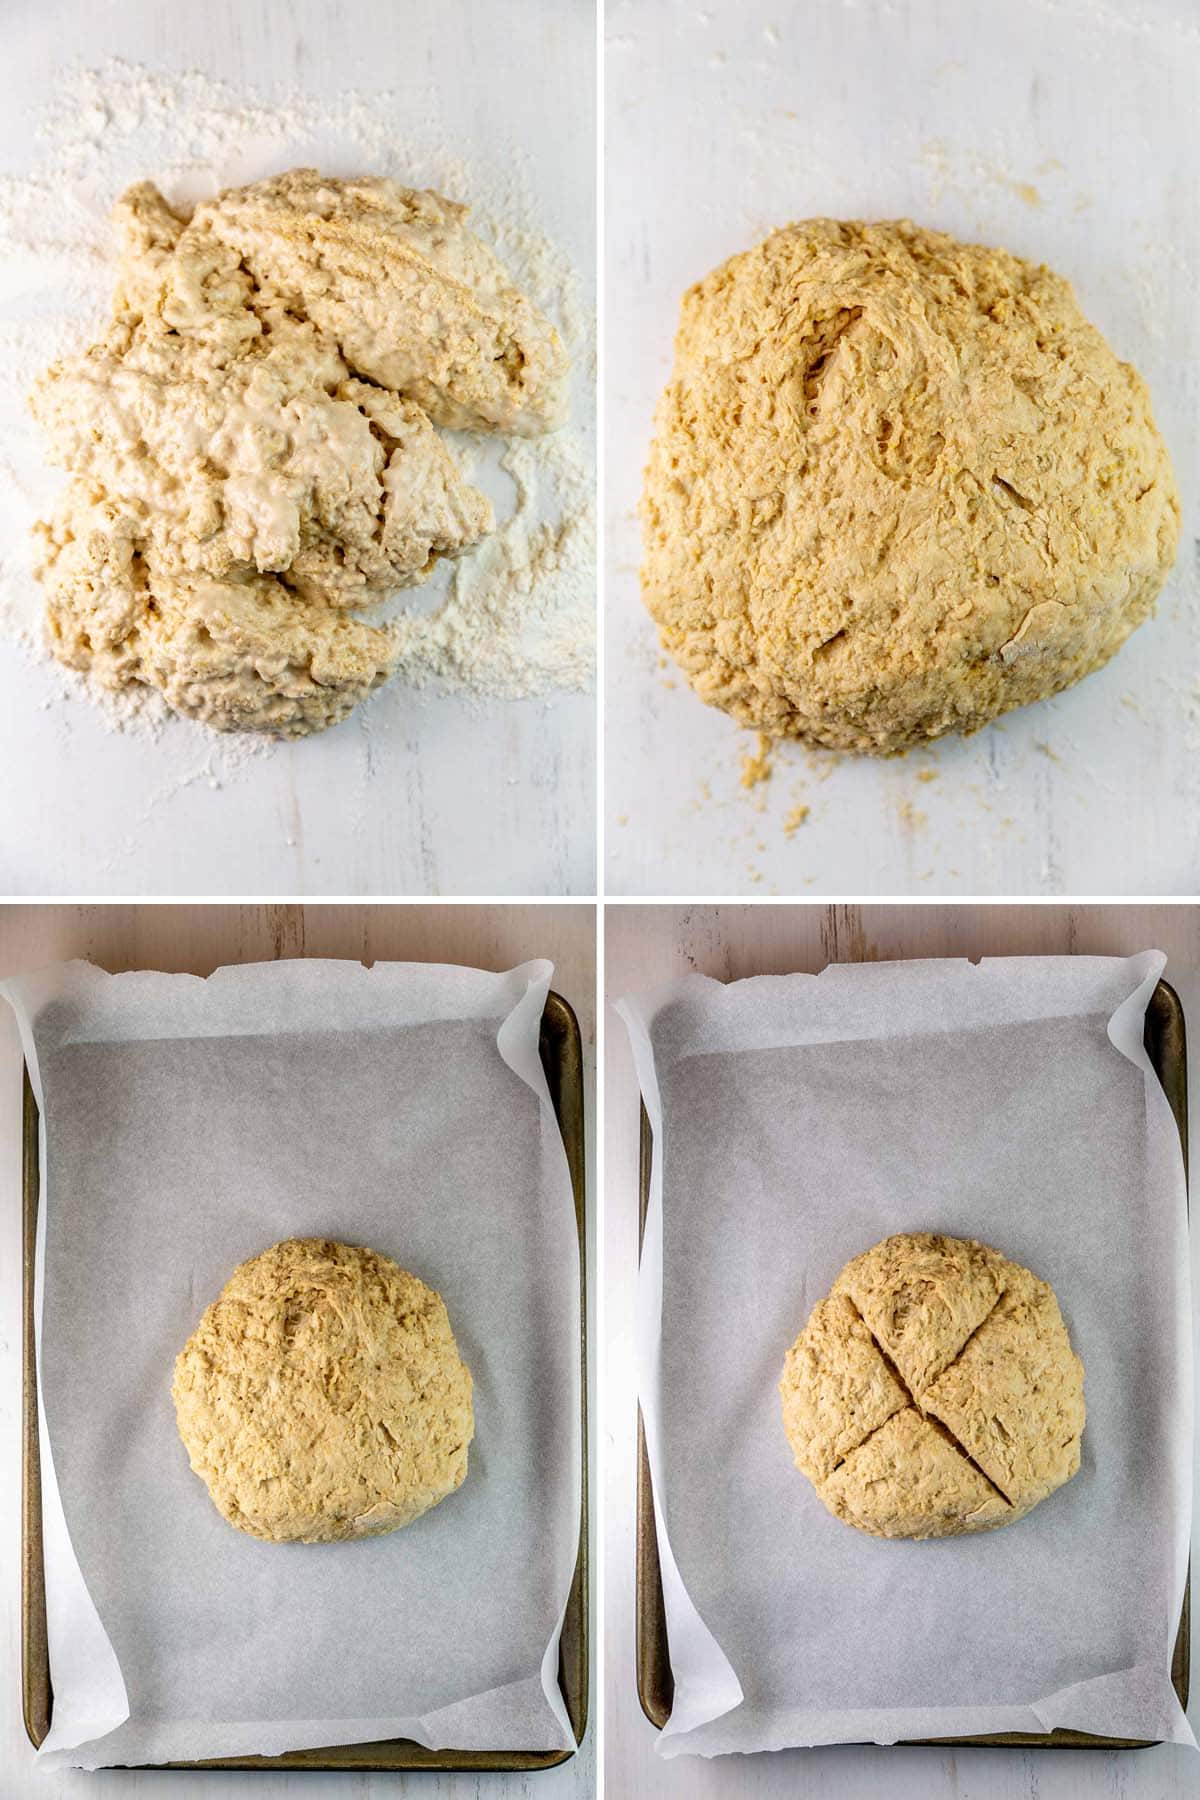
[
  {"xmin": 774, "ymin": 1291, "xmax": 909, "ymax": 1483},
  {"xmin": 820, "ymin": 1406, "xmax": 1012, "ymax": 1539},
  {"xmin": 780, "ymin": 1232, "xmax": 1085, "ymax": 1539},
  {"xmin": 642, "ymin": 219, "xmax": 1180, "ymax": 753},
  {"xmin": 836, "ymin": 1231, "xmax": 1007, "ymax": 1397},
  {"xmin": 30, "ymin": 171, "xmax": 568, "ymax": 735},
  {"xmin": 173, "ymin": 1238, "xmax": 475, "ymax": 1542}
]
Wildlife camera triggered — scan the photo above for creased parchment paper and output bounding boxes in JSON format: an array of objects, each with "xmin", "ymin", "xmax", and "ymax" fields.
[
  {"xmin": 1, "ymin": 957, "xmax": 581, "ymax": 1769},
  {"xmin": 617, "ymin": 953, "xmax": 1195, "ymax": 1757}
]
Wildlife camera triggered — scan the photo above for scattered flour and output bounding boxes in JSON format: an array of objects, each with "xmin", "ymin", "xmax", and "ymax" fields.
[
  {"xmin": 0, "ymin": 59, "xmax": 595, "ymax": 754},
  {"xmin": 389, "ymin": 433, "xmax": 596, "ymax": 698}
]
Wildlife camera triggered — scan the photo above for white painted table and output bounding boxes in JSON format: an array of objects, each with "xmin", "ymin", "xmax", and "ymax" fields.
[
  {"xmin": 605, "ymin": 0, "xmax": 1200, "ymax": 896},
  {"xmin": 604, "ymin": 903, "xmax": 1200, "ymax": 1797},
  {"xmin": 0, "ymin": 0, "xmax": 596, "ymax": 898},
  {"xmin": 0, "ymin": 903, "xmax": 596, "ymax": 1799}
]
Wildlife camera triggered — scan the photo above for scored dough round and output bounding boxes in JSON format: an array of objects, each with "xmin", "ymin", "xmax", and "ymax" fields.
[
  {"xmin": 779, "ymin": 1232, "xmax": 1085, "ymax": 1539},
  {"xmin": 642, "ymin": 218, "xmax": 1180, "ymax": 753},
  {"xmin": 173, "ymin": 1237, "xmax": 475, "ymax": 1543}
]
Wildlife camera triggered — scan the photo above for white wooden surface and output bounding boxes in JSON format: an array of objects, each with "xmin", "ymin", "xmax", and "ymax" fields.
[
  {"xmin": 605, "ymin": 0, "xmax": 1200, "ymax": 897},
  {"xmin": 0, "ymin": 903, "xmax": 597, "ymax": 1800},
  {"xmin": 604, "ymin": 903, "xmax": 1200, "ymax": 1798},
  {"xmin": 0, "ymin": 0, "xmax": 596, "ymax": 898}
]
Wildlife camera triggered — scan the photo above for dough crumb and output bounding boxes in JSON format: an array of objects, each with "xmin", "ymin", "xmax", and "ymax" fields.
[
  {"xmin": 894, "ymin": 799, "xmax": 928, "ymax": 830},
  {"xmin": 739, "ymin": 732, "xmax": 775, "ymax": 787}
]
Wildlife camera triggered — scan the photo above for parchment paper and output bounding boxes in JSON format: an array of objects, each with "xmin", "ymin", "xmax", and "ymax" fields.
[
  {"xmin": 618, "ymin": 953, "xmax": 1195, "ymax": 1757},
  {"xmin": 1, "ymin": 957, "xmax": 581, "ymax": 1769}
]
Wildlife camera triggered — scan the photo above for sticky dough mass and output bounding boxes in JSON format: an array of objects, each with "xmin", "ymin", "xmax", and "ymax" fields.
[
  {"xmin": 641, "ymin": 218, "xmax": 1179, "ymax": 753},
  {"xmin": 29, "ymin": 169, "xmax": 568, "ymax": 735},
  {"xmin": 172, "ymin": 1238, "xmax": 475, "ymax": 1542}
]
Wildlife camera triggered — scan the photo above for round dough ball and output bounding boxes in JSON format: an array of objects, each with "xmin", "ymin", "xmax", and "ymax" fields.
[
  {"xmin": 173, "ymin": 1238, "xmax": 474, "ymax": 1543},
  {"xmin": 642, "ymin": 218, "xmax": 1179, "ymax": 753},
  {"xmin": 779, "ymin": 1232, "xmax": 1085, "ymax": 1539}
]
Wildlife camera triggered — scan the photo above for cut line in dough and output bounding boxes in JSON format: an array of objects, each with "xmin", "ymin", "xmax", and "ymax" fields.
[
  {"xmin": 780, "ymin": 1232, "xmax": 1085, "ymax": 1539},
  {"xmin": 838, "ymin": 1292, "xmax": 1014, "ymax": 1505}
]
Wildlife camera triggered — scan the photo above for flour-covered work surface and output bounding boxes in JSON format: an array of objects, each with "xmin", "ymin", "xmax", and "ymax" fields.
[
  {"xmin": 606, "ymin": 0, "xmax": 1199, "ymax": 895},
  {"xmin": 0, "ymin": 0, "xmax": 595, "ymax": 895}
]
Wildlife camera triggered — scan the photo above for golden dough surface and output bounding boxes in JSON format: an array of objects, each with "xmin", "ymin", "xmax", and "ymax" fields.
[
  {"xmin": 780, "ymin": 1232, "xmax": 1085, "ymax": 1539},
  {"xmin": 819, "ymin": 1406, "xmax": 1012, "ymax": 1540},
  {"xmin": 778, "ymin": 1291, "xmax": 909, "ymax": 1484},
  {"xmin": 172, "ymin": 1237, "xmax": 474, "ymax": 1543},
  {"xmin": 641, "ymin": 218, "xmax": 1180, "ymax": 753},
  {"xmin": 29, "ymin": 170, "xmax": 567, "ymax": 736},
  {"xmin": 835, "ymin": 1232, "xmax": 1007, "ymax": 1398}
]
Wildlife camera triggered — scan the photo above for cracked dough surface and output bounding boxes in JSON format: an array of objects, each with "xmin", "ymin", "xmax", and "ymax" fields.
[
  {"xmin": 172, "ymin": 1237, "xmax": 475, "ymax": 1543},
  {"xmin": 30, "ymin": 169, "xmax": 567, "ymax": 736},
  {"xmin": 642, "ymin": 218, "xmax": 1179, "ymax": 753},
  {"xmin": 780, "ymin": 1232, "xmax": 1085, "ymax": 1539}
]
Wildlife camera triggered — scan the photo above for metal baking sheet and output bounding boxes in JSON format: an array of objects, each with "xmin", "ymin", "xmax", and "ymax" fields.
[
  {"xmin": 23, "ymin": 989, "xmax": 588, "ymax": 1774},
  {"xmin": 636, "ymin": 977, "xmax": 1190, "ymax": 1751}
]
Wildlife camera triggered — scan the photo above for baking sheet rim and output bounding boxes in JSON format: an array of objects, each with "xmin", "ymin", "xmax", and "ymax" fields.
[
  {"xmin": 21, "ymin": 986, "xmax": 589, "ymax": 1774},
  {"xmin": 634, "ymin": 975, "xmax": 1191, "ymax": 1752}
]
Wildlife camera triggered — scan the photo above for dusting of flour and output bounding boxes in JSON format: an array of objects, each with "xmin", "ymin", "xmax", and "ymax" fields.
[{"xmin": 0, "ymin": 59, "xmax": 595, "ymax": 763}]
